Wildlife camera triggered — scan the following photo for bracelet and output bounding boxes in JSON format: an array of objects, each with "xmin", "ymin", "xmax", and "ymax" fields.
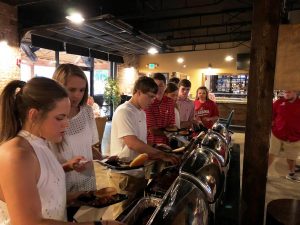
[{"xmin": 94, "ymin": 221, "xmax": 102, "ymax": 225}]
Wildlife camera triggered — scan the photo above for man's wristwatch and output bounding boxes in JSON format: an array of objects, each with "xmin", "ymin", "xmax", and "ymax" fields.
[{"xmin": 94, "ymin": 221, "xmax": 102, "ymax": 225}]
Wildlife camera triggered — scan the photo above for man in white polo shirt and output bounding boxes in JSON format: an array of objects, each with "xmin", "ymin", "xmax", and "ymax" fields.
[{"xmin": 109, "ymin": 76, "xmax": 179, "ymax": 218}]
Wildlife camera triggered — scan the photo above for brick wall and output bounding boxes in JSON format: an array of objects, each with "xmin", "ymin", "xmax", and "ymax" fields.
[
  {"xmin": 0, "ymin": 2, "xmax": 20, "ymax": 92},
  {"xmin": 117, "ymin": 55, "xmax": 139, "ymax": 95}
]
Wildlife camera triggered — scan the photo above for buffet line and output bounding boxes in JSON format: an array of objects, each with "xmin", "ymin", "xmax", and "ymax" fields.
[{"xmin": 70, "ymin": 122, "xmax": 233, "ymax": 225}]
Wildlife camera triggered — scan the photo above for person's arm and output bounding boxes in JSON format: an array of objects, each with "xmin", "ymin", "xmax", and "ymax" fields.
[
  {"xmin": 0, "ymin": 142, "xmax": 123, "ymax": 225},
  {"xmin": 123, "ymin": 135, "xmax": 179, "ymax": 164},
  {"xmin": 62, "ymin": 156, "xmax": 87, "ymax": 172}
]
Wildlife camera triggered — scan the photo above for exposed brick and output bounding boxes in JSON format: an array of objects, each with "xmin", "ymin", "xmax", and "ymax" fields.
[{"xmin": 0, "ymin": 2, "xmax": 20, "ymax": 93}]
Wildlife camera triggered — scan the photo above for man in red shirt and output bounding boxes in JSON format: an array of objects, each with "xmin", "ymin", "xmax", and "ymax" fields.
[
  {"xmin": 268, "ymin": 90, "xmax": 300, "ymax": 182},
  {"xmin": 145, "ymin": 73, "xmax": 176, "ymax": 145}
]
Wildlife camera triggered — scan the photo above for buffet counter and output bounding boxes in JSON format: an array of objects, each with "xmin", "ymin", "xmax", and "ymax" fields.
[{"xmin": 215, "ymin": 98, "xmax": 247, "ymax": 104}]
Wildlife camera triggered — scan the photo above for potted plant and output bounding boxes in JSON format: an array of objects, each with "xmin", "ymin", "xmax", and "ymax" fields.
[{"xmin": 103, "ymin": 77, "xmax": 121, "ymax": 119}]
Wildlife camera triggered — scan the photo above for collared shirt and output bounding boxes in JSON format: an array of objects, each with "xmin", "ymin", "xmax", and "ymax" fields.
[
  {"xmin": 272, "ymin": 98, "xmax": 300, "ymax": 142},
  {"xmin": 194, "ymin": 99, "xmax": 219, "ymax": 129},
  {"xmin": 111, "ymin": 101, "xmax": 147, "ymax": 160},
  {"xmin": 177, "ymin": 97, "xmax": 194, "ymax": 123},
  {"xmin": 145, "ymin": 96, "xmax": 175, "ymax": 144}
]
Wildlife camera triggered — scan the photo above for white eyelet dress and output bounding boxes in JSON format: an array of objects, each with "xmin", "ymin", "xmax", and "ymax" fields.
[
  {"xmin": 51, "ymin": 105, "xmax": 98, "ymax": 192},
  {"xmin": 0, "ymin": 130, "xmax": 67, "ymax": 224}
]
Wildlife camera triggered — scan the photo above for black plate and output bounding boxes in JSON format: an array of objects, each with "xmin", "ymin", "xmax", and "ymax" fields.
[
  {"xmin": 69, "ymin": 192, "xmax": 128, "ymax": 208},
  {"xmin": 95, "ymin": 158, "xmax": 143, "ymax": 170},
  {"xmin": 164, "ymin": 127, "xmax": 179, "ymax": 133}
]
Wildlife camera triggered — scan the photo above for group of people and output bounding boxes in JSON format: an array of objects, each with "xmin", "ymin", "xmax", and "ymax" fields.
[
  {"xmin": 107, "ymin": 73, "xmax": 220, "ymax": 216},
  {"xmin": 0, "ymin": 68, "xmax": 220, "ymax": 224},
  {"xmin": 0, "ymin": 63, "xmax": 298, "ymax": 225},
  {"xmin": 0, "ymin": 64, "xmax": 123, "ymax": 225}
]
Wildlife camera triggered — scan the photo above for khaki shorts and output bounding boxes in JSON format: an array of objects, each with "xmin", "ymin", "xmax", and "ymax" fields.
[{"xmin": 269, "ymin": 133, "xmax": 300, "ymax": 160}]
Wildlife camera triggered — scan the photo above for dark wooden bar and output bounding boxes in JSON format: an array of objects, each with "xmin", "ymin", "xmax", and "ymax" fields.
[
  {"xmin": 217, "ymin": 101, "xmax": 247, "ymax": 127},
  {"xmin": 241, "ymin": 0, "xmax": 282, "ymax": 225}
]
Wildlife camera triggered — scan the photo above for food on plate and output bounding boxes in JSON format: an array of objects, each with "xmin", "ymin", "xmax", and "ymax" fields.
[
  {"xmin": 129, "ymin": 153, "xmax": 149, "ymax": 167},
  {"xmin": 172, "ymin": 146, "xmax": 185, "ymax": 153},
  {"xmin": 178, "ymin": 130, "xmax": 189, "ymax": 135},
  {"xmin": 165, "ymin": 126, "xmax": 178, "ymax": 132},
  {"xmin": 94, "ymin": 187, "xmax": 118, "ymax": 198}
]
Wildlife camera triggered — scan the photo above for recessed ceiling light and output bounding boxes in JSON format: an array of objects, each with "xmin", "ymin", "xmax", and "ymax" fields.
[
  {"xmin": 225, "ymin": 55, "xmax": 234, "ymax": 62},
  {"xmin": 177, "ymin": 57, "xmax": 184, "ymax": 64},
  {"xmin": 66, "ymin": 12, "xmax": 85, "ymax": 24},
  {"xmin": 148, "ymin": 47, "xmax": 158, "ymax": 55}
]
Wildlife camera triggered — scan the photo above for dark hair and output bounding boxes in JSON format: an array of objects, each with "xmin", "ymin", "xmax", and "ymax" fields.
[
  {"xmin": 178, "ymin": 79, "xmax": 191, "ymax": 88},
  {"xmin": 133, "ymin": 76, "xmax": 158, "ymax": 95},
  {"xmin": 165, "ymin": 82, "xmax": 179, "ymax": 94},
  {"xmin": 169, "ymin": 77, "xmax": 180, "ymax": 85},
  {"xmin": 53, "ymin": 63, "xmax": 88, "ymax": 106},
  {"xmin": 152, "ymin": 73, "xmax": 166, "ymax": 84},
  {"xmin": 0, "ymin": 77, "xmax": 68, "ymax": 144},
  {"xmin": 195, "ymin": 86, "xmax": 209, "ymax": 101}
]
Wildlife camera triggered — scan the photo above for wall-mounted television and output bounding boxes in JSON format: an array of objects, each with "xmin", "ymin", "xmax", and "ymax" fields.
[{"xmin": 237, "ymin": 53, "xmax": 250, "ymax": 70}]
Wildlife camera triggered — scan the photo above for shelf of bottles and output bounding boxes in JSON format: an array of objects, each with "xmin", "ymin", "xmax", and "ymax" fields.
[{"xmin": 212, "ymin": 74, "xmax": 248, "ymax": 94}]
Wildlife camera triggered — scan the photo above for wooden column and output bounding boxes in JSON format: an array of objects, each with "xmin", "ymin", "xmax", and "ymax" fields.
[{"xmin": 241, "ymin": 0, "xmax": 282, "ymax": 225}]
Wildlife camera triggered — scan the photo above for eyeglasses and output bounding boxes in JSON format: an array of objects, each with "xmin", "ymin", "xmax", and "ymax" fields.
[{"xmin": 144, "ymin": 92, "xmax": 156, "ymax": 99}]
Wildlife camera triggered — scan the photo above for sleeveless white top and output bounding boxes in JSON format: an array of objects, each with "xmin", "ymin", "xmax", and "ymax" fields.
[
  {"xmin": 0, "ymin": 130, "xmax": 67, "ymax": 224},
  {"xmin": 51, "ymin": 105, "xmax": 98, "ymax": 192}
]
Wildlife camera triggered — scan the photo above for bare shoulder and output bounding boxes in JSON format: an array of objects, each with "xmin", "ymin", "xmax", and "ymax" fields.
[{"xmin": 0, "ymin": 137, "xmax": 35, "ymax": 166}]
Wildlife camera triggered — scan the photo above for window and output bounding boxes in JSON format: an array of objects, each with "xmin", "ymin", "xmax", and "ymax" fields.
[{"xmin": 94, "ymin": 69, "xmax": 109, "ymax": 95}]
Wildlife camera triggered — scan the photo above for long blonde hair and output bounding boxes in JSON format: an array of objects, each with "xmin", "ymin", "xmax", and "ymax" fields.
[{"xmin": 53, "ymin": 63, "xmax": 89, "ymax": 105}]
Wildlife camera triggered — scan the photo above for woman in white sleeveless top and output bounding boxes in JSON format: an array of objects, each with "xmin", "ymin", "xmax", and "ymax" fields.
[
  {"xmin": 52, "ymin": 64, "xmax": 99, "ymax": 192},
  {"xmin": 0, "ymin": 77, "xmax": 123, "ymax": 225}
]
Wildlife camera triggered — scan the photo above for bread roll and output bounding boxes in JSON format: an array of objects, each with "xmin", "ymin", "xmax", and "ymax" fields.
[
  {"xmin": 172, "ymin": 146, "xmax": 185, "ymax": 153},
  {"xmin": 94, "ymin": 187, "xmax": 117, "ymax": 198},
  {"xmin": 129, "ymin": 153, "xmax": 149, "ymax": 167}
]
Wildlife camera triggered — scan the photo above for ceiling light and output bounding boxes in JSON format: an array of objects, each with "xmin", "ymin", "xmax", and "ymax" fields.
[
  {"xmin": 148, "ymin": 47, "xmax": 158, "ymax": 55},
  {"xmin": 183, "ymin": 64, "xmax": 186, "ymax": 68},
  {"xmin": 225, "ymin": 55, "xmax": 234, "ymax": 62},
  {"xmin": 177, "ymin": 57, "xmax": 184, "ymax": 64},
  {"xmin": 66, "ymin": 12, "xmax": 85, "ymax": 24}
]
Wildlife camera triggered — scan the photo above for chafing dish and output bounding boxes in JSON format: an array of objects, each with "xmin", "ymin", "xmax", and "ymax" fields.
[
  {"xmin": 144, "ymin": 160, "xmax": 178, "ymax": 180},
  {"xmin": 211, "ymin": 122, "xmax": 230, "ymax": 144},
  {"xmin": 147, "ymin": 176, "xmax": 209, "ymax": 225},
  {"xmin": 145, "ymin": 166, "xmax": 179, "ymax": 198},
  {"xmin": 179, "ymin": 147, "xmax": 224, "ymax": 203},
  {"xmin": 201, "ymin": 130, "xmax": 230, "ymax": 169},
  {"xmin": 117, "ymin": 197, "xmax": 161, "ymax": 225}
]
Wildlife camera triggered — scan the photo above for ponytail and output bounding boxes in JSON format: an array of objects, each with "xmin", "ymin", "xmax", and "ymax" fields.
[
  {"xmin": 0, "ymin": 80, "xmax": 26, "ymax": 144},
  {"xmin": 0, "ymin": 77, "xmax": 68, "ymax": 145}
]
